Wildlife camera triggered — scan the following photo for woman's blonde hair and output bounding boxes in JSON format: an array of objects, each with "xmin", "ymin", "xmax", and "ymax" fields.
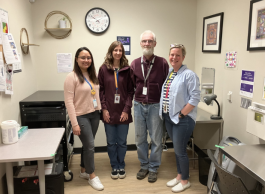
[{"xmin": 169, "ymin": 43, "xmax": 186, "ymax": 56}]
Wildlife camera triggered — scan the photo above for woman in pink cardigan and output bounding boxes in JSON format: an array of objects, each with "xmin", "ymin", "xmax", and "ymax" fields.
[{"xmin": 64, "ymin": 47, "xmax": 104, "ymax": 191}]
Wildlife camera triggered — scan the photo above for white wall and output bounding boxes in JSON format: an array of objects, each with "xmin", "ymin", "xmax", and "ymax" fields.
[
  {"xmin": 0, "ymin": 1, "xmax": 197, "ymax": 193},
  {"xmin": 31, "ymin": 0, "xmax": 197, "ymax": 148},
  {"xmin": 2, "ymin": 0, "xmax": 265, "ymax": 193},
  {"xmin": 195, "ymin": 0, "xmax": 265, "ymax": 145},
  {"xmin": 0, "ymin": 0, "xmax": 37, "ymax": 193}
]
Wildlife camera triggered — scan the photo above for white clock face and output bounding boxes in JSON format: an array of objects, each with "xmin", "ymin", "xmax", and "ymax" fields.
[{"xmin": 85, "ymin": 8, "xmax": 110, "ymax": 34}]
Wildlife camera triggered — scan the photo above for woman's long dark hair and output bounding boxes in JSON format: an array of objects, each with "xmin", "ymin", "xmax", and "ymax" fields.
[
  {"xmin": 73, "ymin": 47, "xmax": 98, "ymax": 84},
  {"xmin": 102, "ymin": 41, "xmax": 129, "ymax": 69}
]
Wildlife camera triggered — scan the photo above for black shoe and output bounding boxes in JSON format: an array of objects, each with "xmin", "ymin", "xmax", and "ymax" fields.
[
  {"xmin": 111, "ymin": 169, "xmax": 119, "ymax": 179},
  {"xmin": 148, "ymin": 172, "xmax": 157, "ymax": 183},
  {"xmin": 137, "ymin": 169, "xmax": 149, "ymax": 180},
  {"xmin": 118, "ymin": 169, "xmax": 126, "ymax": 179}
]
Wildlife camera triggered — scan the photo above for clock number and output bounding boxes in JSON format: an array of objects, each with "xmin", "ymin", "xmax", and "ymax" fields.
[
  {"xmin": 89, "ymin": 24, "xmax": 91, "ymax": 27},
  {"xmin": 105, "ymin": 24, "xmax": 107, "ymax": 27},
  {"xmin": 97, "ymin": 29, "xmax": 99, "ymax": 31},
  {"xmin": 96, "ymin": 10, "xmax": 99, "ymax": 13},
  {"xmin": 104, "ymin": 15, "xmax": 106, "ymax": 17},
  {"xmin": 101, "ymin": 28, "xmax": 103, "ymax": 30},
  {"xmin": 92, "ymin": 11, "xmax": 94, "ymax": 14}
]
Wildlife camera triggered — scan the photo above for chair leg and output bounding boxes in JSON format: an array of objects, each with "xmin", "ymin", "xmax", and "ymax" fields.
[{"xmin": 187, "ymin": 136, "xmax": 197, "ymax": 169}]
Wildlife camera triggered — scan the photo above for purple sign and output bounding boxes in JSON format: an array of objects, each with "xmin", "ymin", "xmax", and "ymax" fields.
[
  {"xmin": 241, "ymin": 70, "xmax": 255, "ymax": 82},
  {"xmin": 117, "ymin": 36, "xmax": 130, "ymax": 55},
  {"xmin": 240, "ymin": 83, "xmax": 253, "ymax": 93},
  {"xmin": 240, "ymin": 70, "xmax": 255, "ymax": 98}
]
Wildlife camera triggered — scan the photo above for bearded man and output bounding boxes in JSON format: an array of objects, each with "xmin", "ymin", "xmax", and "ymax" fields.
[{"xmin": 130, "ymin": 30, "xmax": 169, "ymax": 183}]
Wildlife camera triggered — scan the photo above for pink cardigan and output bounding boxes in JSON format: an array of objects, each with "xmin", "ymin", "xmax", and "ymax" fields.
[{"xmin": 64, "ymin": 71, "xmax": 101, "ymax": 127}]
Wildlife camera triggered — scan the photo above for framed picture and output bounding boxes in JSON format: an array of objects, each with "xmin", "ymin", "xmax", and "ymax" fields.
[
  {"xmin": 202, "ymin": 12, "xmax": 224, "ymax": 53},
  {"xmin": 247, "ymin": 0, "xmax": 265, "ymax": 51}
]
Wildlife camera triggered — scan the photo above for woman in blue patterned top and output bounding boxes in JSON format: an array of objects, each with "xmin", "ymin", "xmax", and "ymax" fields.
[{"xmin": 159, "ymin": 44, "xmax": 200, "ymax": 193}]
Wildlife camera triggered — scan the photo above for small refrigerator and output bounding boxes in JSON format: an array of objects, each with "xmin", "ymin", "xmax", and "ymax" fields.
[{"xmin": 19, "ymin": 90, "xmax": 74, "ymax": 182}]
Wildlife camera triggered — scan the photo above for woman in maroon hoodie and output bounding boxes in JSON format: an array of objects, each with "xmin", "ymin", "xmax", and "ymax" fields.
[{"xmin": 98, "ymin": 41, "xmax": 134, "ymax": 179}]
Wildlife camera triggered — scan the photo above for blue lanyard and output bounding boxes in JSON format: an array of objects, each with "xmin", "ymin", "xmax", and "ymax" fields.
[{"xmin": 84, "ymin": 77, "xmax": 92, "ymax": 90}]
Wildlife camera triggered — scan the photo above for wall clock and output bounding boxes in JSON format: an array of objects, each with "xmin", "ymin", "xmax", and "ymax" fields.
[{"xmin": 85, "ymin": 7, "xmax": 110, "ymax": 34}]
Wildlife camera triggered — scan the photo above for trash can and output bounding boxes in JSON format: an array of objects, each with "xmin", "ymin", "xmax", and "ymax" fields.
[{"xmin": 196, "ymin": 148, "xmax": 212, "ymax": 186}]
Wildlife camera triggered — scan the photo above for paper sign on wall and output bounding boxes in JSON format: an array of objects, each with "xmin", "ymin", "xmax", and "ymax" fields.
[
  {"xmin": 13, "ymin": 53, "xmax": 22, "ymax": 73},
  {"xmin": 0, "ymin": 51, "xmax": 5, "ymax": 91},
  {"xmin": 117, "ymin": 36, "xmax": 131, "ymax": 55},
  {"xmin": 263, "ymin": 78, "xmax": 265, "ymax": 100},
  {"xmin": 57, "ymin": 53, "xmax": 72, "ymax": 73},
  {"xmin": 5, "ymin": 64, "xmax": 13, "ymax": 95},
  {"xmin": 0, "ymin": 8, "xmax": 9, "ymax": 45},
  {"xmin": 225, "ymin": 51, "xmax": 237, "ymax": 68},
  {"xmin": 2, "ymin": 33, "xmax": 21, "ymax": 64},
  {"xmin": 240, "ymin": 70, "xmax": 255, "ymax": 98}
]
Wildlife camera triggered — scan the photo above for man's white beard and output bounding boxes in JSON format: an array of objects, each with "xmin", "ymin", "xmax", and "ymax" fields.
[{"xmin": 142, "ymin": 47, "xmax": 154, "ymax": 56}]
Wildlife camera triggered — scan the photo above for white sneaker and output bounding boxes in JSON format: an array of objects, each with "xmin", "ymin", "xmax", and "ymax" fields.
[
  {"xmin": 166, "ymin": 178, "xmax": 181, "ymax": 187},
  {"xmin": 172, "ymin": 181, "xmax": 191, "ymax": 193},
  {"xmin": 79, "ymin": 171, "xmax": 89, "ymax": 180},
  {"xmin": 88, "ymin": 176, "xmax": 104, "ymax": 191}
]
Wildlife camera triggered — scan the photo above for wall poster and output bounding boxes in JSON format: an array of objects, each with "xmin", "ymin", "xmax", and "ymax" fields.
[
  {"xmin": 202, "ymin": 12, "xmax": 224, "ymax": 53},
  {"xmin": 240, "ymin": 70, "xmax": 255, "ymax": 98},
  {"xmin": 117, "ymin": 36, "xmax": 131, "ymax": 55}
]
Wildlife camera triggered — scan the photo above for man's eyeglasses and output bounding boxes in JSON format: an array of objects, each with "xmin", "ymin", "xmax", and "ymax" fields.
[
  {"xmin": 141, "ymin": 40, "xmax": 154, "ymax": 44},
  {"xmin": 78, "ymin": 57, "xmax": 92, "ymax": 61},
  {"xmin": 170, "ymin": 44, "xmax": 184, "ymax": 48}
]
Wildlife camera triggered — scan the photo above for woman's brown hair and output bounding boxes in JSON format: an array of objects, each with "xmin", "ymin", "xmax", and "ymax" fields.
[
  {"xmin": 102, "ymin": 41, "xmax": 129, "ymax": 69},
  {"xmin": 73, "ymin": 47, "xmax": 99, "ymax": 84}
]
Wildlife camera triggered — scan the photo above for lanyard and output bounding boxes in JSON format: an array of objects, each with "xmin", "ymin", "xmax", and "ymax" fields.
[
  {"xmin": 165, "ymin": 71, "xmax": 174, "ymax": 98},
  {"xmin": 84, "ymin": 77, "xmax": 96, "ymax": 95},
  {"xmin": 114, "ymin": 69, "xmax": 119, "ymax": 94},
  {"xmin": 141, "ymin": 56, "xmax": 156, "ymax": 87}
]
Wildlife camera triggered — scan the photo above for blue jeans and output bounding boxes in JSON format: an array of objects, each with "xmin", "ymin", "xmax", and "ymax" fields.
[
  {"xmin": 104, "ymin": 123, "xmax": 129, "ymax": 169},
  {"xmin": 163, "ymin": 113, "xmax": 195, "ymax": 180},
  {"xmin": 134, "ymin": 101, "xmax": 163, "ymax": 172}
]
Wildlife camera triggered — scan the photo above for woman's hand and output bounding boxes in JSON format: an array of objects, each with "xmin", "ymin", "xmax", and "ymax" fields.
[
  {"xmin": 73, "ymin": 125, "xmax": 81, "ymax": 136},
  {"xmin": 103, "ymin": 109, "xmax": 110, "ymax": 123},
  {"xmin": 120, "ymin": 112, "xmax": 128, "ymax": 122}
]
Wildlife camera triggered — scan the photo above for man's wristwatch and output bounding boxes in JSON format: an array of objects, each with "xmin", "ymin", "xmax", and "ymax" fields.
[{"xmin": 179, "ymin": 111, "xmax": 186, "ymax": 118}]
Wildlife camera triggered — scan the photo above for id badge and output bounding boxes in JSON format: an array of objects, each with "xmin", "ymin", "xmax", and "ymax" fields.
[
  {"xmin": 163, "ymin": 105, "xmax": 167, "ymax": 113},
  {"xmin": 142, "ymin": 87, "xmax": 147, "ymax": 95},
  {"xmin": 114, "ymin": 94, "xmax": 120, "ymax": 104},
  {"xmin": 93, "ymin": 99, "xmax": 98, "ymax": 108}
]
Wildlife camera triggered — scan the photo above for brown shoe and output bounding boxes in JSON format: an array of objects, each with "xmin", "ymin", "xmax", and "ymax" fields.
[
  {"xmin": 137, "ymin": 169, "xmax": 149, "ymax": 180},
  {"xmin": 148, "ymin": 172, "xmax": 157, "ymax": 183}
]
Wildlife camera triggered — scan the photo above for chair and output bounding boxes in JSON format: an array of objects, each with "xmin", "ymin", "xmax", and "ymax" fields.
[{"xmin": 207, "ymin": 149, "xmax": 258, "ymax": 194}]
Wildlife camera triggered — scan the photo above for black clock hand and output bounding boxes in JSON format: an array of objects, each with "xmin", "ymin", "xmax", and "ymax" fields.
[{"xmin": 91, "ymin": 16, "xmax": 100, "ymax": 23}]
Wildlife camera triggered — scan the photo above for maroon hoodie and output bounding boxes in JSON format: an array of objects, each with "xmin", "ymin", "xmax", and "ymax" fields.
[{"xmin": 98, "ymin": 64, "xmax": 134, "ymax": 124}]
